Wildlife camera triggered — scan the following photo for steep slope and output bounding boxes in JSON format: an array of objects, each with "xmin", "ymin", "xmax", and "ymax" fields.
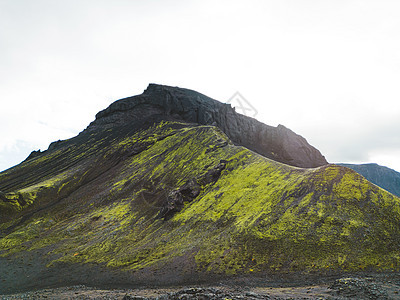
[
  {"xmin": 89, "ymin": 84, "xmax": 327, "ymax": 168},
  {"xmin": 1, "ymin": 119, "xmax": 400, "ymax": 293},
  {"xmin": 338, "ymin": 163, "xmax": 400, "ymax": 197}
]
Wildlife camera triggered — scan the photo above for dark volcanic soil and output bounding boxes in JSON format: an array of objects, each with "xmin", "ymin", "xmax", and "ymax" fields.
[
  {"xmin": 1, "ymin": 260, "xmax": 400, "ymax": 300},
  {"xmin": 1, "ymin": 246, "xmax": 400, "ymax": 299},
  {"xmin": 1, "ymin": 278, "xmax": 400, "ymax": 299}
]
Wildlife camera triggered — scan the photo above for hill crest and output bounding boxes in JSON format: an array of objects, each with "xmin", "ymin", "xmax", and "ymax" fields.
[{"xmin": 88, "ymin": 84, "xmax": 327, "ymax": 168}]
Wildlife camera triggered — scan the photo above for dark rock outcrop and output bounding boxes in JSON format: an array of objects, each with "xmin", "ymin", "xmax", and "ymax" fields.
[
  {"xmin": 338, "ymin": 163, "xmax": 400, "ymax": 197},
  {"xmin": 88, "ymin": 84, "xmax": 327, "ymax": 168},
  {"xmin": 134, "ymin": 287, "xmax": 268, "ymax": 300},
  {"xmin": 23, "ymin": 150, "xmax": 42, "ymax": 162},
  {"xmin": 158, "ymin": 161, "xmax": 227, "ymax": 220},
  {"xmin": 329, "ymin": 277, "xmax": 389, "ymax": 299}
]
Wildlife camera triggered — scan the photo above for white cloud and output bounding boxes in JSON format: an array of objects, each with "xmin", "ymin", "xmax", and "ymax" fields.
[{"xmin": 1, "ymin": 0, "xmax": 400, "ymax": 172}]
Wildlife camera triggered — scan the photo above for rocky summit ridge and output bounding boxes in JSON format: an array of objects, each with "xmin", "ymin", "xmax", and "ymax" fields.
[
  {"xmin": 0, "ymin": 84, "xmax": 400, "ymax": 295},
  {"xmin": 89, "ymin": 84, "xmax": 327, "ymax": 168}
]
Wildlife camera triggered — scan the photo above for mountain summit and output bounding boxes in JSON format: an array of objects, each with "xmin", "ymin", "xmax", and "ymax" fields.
[
  {"xmin": 89, "ymin": 84, "xmax": 327, "ymax": 168},
  {"xmin": 1, "ymin": 84, "xmax": 399, "ymax": 294}
]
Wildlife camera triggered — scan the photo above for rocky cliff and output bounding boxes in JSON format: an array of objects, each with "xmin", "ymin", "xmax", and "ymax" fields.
[{"xmin": 89, "ymin": 84, "xmax": 327, "ymax": 168}]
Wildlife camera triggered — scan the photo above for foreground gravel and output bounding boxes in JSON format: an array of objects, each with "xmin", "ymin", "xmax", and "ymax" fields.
[{"xmin": 1, "ymin": 277, "xmax": 399, "ymax": 299}]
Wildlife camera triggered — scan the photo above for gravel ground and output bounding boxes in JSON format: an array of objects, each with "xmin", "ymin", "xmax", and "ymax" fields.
[{"xmin": 1, "ymin": 277, "xmax": 400, "ymax": 300}]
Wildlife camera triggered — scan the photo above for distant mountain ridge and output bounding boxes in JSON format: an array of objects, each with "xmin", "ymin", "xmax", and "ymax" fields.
[{"xmin": 338, "ymin": 163, "xmax": 400, "ymax": 197}]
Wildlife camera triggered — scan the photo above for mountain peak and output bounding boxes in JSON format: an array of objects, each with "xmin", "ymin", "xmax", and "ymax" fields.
[{"xmin": 90, "ymin": 84, "xmax": 327, "ymax": 168}]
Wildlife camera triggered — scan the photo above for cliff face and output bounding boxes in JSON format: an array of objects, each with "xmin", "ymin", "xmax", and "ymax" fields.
[
  {"xmin": 338, "ymin": 163, "xmax": 400, "ymax": 197},
  {"xmin": 89, "ymin": 84, "xmax": 327, "ymax": 168}
]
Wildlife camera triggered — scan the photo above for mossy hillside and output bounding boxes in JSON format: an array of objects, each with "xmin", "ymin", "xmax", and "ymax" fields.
[
  {"xmin": 1, "ymin": 121, "xmax": 400, "ymax": 279},
  {"xmin": 0, "ymin": 127, "xmax": 124, "ymax": 195},
  {"xmin": 188, "ymin": 163, "xmax": 400, "ymax": 273},
  {"xmin": 50, "ymin": 124, "xmax": 239, "ymax": 267},
  {"xmin": 0, "ymin": 122, "xmax": 181, "ymax": 215},
  {"xmin": 0, "ymin": 122, "xmax": 238, "ymax": 263}
]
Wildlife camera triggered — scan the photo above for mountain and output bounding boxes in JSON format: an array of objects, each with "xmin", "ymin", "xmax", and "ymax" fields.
[
  {"xmin": 1, "ymin": 84, "xmax": 400, "ymax": 294},
  {"xmin": 338, "ymin": 163, "xmax": 400, "ymax": 197}
]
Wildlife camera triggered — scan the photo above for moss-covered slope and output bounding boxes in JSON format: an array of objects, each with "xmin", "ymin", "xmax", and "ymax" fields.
[
  {"xmin": 338, "ymin": 163, "xmax": 400, "ymax": 197},
  {"xmin": 1, "ymin": 121, "xmax": 400, "ymax": 291}
]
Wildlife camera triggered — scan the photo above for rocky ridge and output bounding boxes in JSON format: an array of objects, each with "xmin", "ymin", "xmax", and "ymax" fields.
[{"xmin": 89, "ymin": 84, "xmax": 327, "ymax": 168}]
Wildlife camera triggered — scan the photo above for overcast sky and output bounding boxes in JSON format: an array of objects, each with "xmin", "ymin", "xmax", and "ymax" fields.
[{"xmin": 1, "ymin": 0, "xmax": 400, "ymax": 173}]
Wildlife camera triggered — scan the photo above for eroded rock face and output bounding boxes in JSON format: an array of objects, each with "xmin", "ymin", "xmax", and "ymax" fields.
[
  {"xmin": 157, "ymin": 161, "xmax": 227, "ymax": 220},
  {"xmin": 89, "ymin": 84, "xmax": 327, "ymax": 168}
]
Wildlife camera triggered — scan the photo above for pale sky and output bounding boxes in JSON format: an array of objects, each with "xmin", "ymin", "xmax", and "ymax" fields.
[{"xmin": 1, "ymin": 0, "xmax": 400, "ymax": 172}]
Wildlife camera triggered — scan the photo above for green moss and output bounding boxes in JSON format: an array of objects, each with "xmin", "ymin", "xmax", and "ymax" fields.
[
  {"xmin": 2, "ymin": 121, "xmax": 400, "ymax": 276},
  {"xmin": 0, "ymin": 217, "xmax": 55, "ymax": 256}
]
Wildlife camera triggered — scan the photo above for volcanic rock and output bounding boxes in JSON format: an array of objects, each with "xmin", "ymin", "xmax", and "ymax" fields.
[{"xmin": 89, "ymin": 84, "xmax": 327, "ymax": 168}]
